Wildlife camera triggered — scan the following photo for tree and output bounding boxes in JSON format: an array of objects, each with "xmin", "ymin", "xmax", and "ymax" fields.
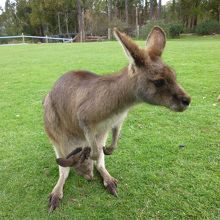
[
  {"xmin": 1, "ymin": 0, "xmax": 20, "ymax": 35},
  {"xmin": 107, "ymin": 0, "xmax": 112, "ymax": 39},
  {"xmin": 125, "ymin": 0, "xmax": 128, "ymax": 24},
  {"xmin": 77, "ymin": 0, "xmax": 84, "ymax": 41},
  {"xmin": 149, "ymin": 0, "xmax": 154, "ymax": 19},
  {"xmin": 0, "ymin": 0, "xmax": 219, "ymax": 38},
  {"xmin": 172, "ymin": 0, "xmax": 176, "ymax": 17},
  {"xmin": 158, "ymin": 0, "xmax": 162, "ymax": 19}
]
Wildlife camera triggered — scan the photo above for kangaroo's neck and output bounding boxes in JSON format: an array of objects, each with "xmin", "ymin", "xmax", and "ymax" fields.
[{"xmin": 100, "ymin": 66, "xmax": 138, "ymax": 114}]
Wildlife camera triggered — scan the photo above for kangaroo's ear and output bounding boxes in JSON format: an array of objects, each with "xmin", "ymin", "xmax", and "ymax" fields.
[
  {"xmin": 114, "ymin": 28, "xmax": 145, "ymax": 66},
  {"xmin": 146, "ymin": 26, "xmax": 166, "ymax": 58}
]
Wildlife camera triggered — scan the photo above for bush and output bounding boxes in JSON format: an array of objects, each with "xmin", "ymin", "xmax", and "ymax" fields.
[
  {"xmin": 169, "ymin": 23, "xmax": 183, "ymax": 38},
  {"xmin": 139, "ymin": 20, "xmax": 183, "ymax": 39},
  {"xmin": 196, "ymin": 20, "xmax": 220, "ymax": 35},
  {"xmin": 139, "ymin": 20, "xmax": 169, "ymax": 39}
]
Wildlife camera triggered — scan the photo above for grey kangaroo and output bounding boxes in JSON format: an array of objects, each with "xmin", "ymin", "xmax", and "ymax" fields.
[{"xmin": 43, "ymin": 26, "xmax": 191, "ymax": 213}]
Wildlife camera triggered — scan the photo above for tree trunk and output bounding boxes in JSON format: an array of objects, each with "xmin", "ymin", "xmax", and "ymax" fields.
[
  {"xmin": 144, "ymin": 0, "xmax": 148, "ymax": 21},
  {"xmin": 108, "ymin": 0, "xmax": 112, "ymax": 21},
  {"xmin": 77, "ymin": 0, "xmax": 84, "ymax": 42},
  {"xmin": 82, "ymin": 9, "xmax": 85, "ymax": 40},
  {"xmin": 219, "ymin": 5, "xmax": 220, "ymax": 23},
  {"xmin": 189, "ymin": 17, "xmax": 193, "ymax": 30},
  {"xmin": 158, "ymin": 0, "xmax": 161, "ymax": 19},
  {"xmin": 125, "ymin": 0, "xmax": 128, "ymax": 25},
  {"xmin": 172, "ymin": 0, "xmax": 176, "ymax": 19},
  {"xmin": 38, "ymin": 24, "xmax": 44, "ymax": 42},
  {"xmin": 115, "ymin": 0, "xmax": 118, "ymax": 18},
  {"xmin": 65, "ymin": 13, "xmax": 69, "ymax": 36},
  {"xmin": 107, "ymin": 0, "xmax": 112, "ymax": 39},
  {"xmin": 193, "ymin": 15, "xmax": 197, "ymax": 29},
  {"xmin": 136, "ymin": 6, "xmax": 139, "ymax": 38},
  {"xmin": 57, "ymin": 12, "xmax": 61, "ymax": 34},
  {"xmin": 150, "ymin": 0, "xmax": 153, "ymax": 19}
]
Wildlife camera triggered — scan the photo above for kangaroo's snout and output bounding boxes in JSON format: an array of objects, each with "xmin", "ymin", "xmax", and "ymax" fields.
[{"xmin": 181, "ymin": 96, "xmax": 191, "ymax": 107}]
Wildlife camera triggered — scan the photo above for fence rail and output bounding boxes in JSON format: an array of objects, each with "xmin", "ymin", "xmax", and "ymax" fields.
[{"xmin": 0, "ymin": 33, "xmax": 74, "ymax": 44}]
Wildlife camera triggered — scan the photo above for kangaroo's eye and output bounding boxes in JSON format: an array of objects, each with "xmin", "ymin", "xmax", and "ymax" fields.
[{"xmin": 153, "ymin": 79, "xmax": 165, "ymax": 87}]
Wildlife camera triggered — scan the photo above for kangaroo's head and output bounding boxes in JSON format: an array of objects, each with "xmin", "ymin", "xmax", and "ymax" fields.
[{"xmin": 114, "ymin": 27, "xmax": 191, "ymax": 112}]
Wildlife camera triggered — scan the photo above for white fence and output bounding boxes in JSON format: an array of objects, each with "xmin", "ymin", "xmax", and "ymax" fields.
[{"xmin": 0, "ymin": 33, "xmax": 74, "ymax": 44}]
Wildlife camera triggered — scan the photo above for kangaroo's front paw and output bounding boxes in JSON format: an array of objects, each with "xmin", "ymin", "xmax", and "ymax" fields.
[
  {"xmin": 79, "ymin": 147, "xmax": 91, "ymax": 163},
  {"xmin": 103, "ymin": 146, "xmax": 114, "ymax": 155}
]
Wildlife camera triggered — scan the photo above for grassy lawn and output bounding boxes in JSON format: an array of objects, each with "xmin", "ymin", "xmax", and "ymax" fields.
[{"xmin": 0, "ymin": 36, "xmax": 220, "ymax": 219}]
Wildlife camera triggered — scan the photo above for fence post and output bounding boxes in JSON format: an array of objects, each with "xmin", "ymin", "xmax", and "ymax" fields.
[
  {"xmin": 108, "ymin": 28, "xmax": 111, "ymax": 40},
  {"xmin": 22, "ymin": 33, "xmax": 25, "ymax": 43},
  {"xmin": 46, "ymin": 35, "xmax": 48, "ymax": 43},
  {"xmin": 136, "ymin": 25, "xmax": 140, "ymax": 39}
]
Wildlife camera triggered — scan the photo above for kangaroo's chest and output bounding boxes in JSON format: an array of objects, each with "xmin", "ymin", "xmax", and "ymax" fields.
[{"xmin": 96, "ymin": 110, "xmax": 128, "ymax": 133}]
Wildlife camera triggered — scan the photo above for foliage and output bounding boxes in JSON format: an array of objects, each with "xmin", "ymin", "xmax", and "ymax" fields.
[
  {"xmin": 195, "ymin": 20, "xmax": 220, "ymax": 35},
  {"xmin": 169, "ymin": 23, "xmax": 184, "ymax": 38},
  {"xmin": 85, "ymin": 10, "xmax": 108, "ymax": 35},
  {"xmin": 163, "ymin": 0, "xmax": 220, "ymax": 32},
  {"xmin": 0, "ymin": 0, "xmax": 78, "ymax": 36},
  {"xmin": 0, "ymin": 36, "xmax": 220, "ymax": 219},
  {"xmin": 139, "ymin": 20, "xmax": 169, "ymax": 39},
  {"xmin": 0, "ymin": 0, "xmax": 220, "ymax": 37},
  {"xmin": 139, "ymin": 21, "xmax": 183, "ymax": 39}
]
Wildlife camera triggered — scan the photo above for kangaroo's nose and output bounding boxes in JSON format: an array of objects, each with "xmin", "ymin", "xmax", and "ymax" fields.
[{"xmin": 181, "ymin": 97, "xmax": 191, "ymax": 106}]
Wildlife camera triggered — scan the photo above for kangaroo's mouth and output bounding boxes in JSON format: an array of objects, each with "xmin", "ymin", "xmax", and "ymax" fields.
[
  {"xmin": 170, "ymin": 95, "xmax": 191, "ymax": 112},
  {"xmin": 170, "ymin": 104, "xmax": 189, "ymax": 112}
]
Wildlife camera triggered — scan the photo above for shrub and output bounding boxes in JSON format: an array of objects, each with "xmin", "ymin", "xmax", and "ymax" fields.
[
  {"xmin": 139, "ymin": 20, "xmax": 169, "ymax": 39},
  {"xmin": 169, "ymin": 23, "xmax": 183, "ymax": 38},
  {"xmin": 195, "ymin": 20, "xmax": 220, "ymax": 35},
  {"xmin": 139, "ymin": 21, "xmax": 183, "ymax": 39}
]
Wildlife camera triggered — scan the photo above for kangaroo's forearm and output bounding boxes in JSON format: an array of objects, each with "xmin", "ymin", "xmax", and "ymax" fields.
[
  {"xmin": 104, "ymin": 124, "xmax": 122, "ymax": 155},
  {"xmin": 111, "ymin": 125, "xmax": 121, "ymax": 149}
]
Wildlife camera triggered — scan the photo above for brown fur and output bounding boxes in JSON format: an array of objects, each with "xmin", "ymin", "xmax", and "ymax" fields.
[{"xmin": 44, "ymin": 26, "xmax": 191, "ymax": 212}]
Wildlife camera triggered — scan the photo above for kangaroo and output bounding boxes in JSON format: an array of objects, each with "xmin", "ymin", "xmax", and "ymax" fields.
[
  {"xmin": 56, "ymin": 147, "xmax": 93, "ymax": 181},
  {"xmin": 43, "ymin": 26, "xmax": 191, "ymax": 213}
]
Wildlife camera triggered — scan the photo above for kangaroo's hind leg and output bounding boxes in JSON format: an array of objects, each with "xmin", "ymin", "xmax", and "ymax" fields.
[
  {"xmin": 95, "ymin": 132, "xmax": 118, "ymax": 196},
  {"xmin": 44, "ymin": 94, "xmax": 72, "ymax": 213},
  {"xmin": 48, "ymin": 144, "xmax": 70, "ymax": 214}
]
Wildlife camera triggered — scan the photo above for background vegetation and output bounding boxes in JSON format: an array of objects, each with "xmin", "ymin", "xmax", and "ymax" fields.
[
  {"xmin": 0, "ymin": 0, "xmax": 220, "ymax": 40},
  {"xmin": 0, "ymin": 36, "xmax": 220, "ymax": 219}
]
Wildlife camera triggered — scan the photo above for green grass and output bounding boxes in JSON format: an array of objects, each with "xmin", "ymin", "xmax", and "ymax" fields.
[{"xmin": 0, "ymin": 36, "xmax": 220, "ymax": 220}]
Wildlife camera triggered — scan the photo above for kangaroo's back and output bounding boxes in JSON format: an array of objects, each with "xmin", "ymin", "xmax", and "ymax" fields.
[{"xmin": 44, "ymin": 71, "xmax": 99, "ymax": 142}]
